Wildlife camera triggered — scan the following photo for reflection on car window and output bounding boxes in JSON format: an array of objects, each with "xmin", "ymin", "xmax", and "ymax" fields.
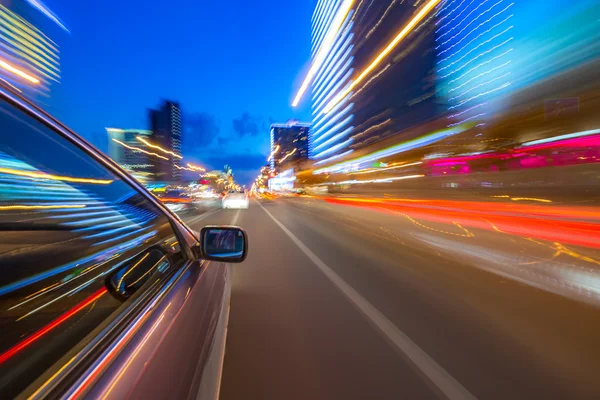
[{"xmin": 0, "ymin": 100, "xmax": 184, "ymax": 398}]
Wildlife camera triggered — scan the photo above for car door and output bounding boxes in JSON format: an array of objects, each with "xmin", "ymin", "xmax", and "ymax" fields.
[{"xmin": 0, "ymin": 86, "xmax": 231, "ymax": 399}]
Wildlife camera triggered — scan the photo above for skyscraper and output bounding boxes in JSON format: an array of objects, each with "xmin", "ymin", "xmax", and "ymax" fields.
[
  {"xmin": 306, "ymin": 0, "xmax": 440, "ymax": 168},
  {"xmin": 270, "ymin": 120, "xmax": 310, "ymax": 172},
  {"xmin": 149, "ymin": 100, "xmax": 183, "ymax": 182},
  {"xmin": 106, "ymin": 128, "xmax": 155, "ymax": 182}
]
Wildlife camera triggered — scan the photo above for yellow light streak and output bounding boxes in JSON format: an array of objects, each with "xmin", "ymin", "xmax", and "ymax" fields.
[
  {"xmin": 279, "ymin": 148, "xmax": 297, "ymax": 163},
  {"xmin": 117, "ymin": 253, "xmax": 150, "ymax": 289},
  {"xmin": 136, "ymin": 136, "xmax": 183, "ymax": 159},
  {"xmin": 0, "ymin": 167, "xmax": 113, "ymax": 185},
  {"xmin": 267, "ymin": 145, "xmax": 280, "ymax": 161},
  {"xmin": 174, "ymin": 164, "xmax": 194, "ymax": 172},
  {"xmin": 292, "ymin": 0, "xmax": 354, "ymax": 107},
  {"xmin": 349, "ymin": 161, "xmax": 422, "ymax": 175},
  {"xmin": 491, "ymin": 195, "xmax": 552, "ymax": 203},
  {"xmin": 0, "ymin": 204, "xmax": 86, "ymax": 211},
  {"xmin": 386, "ymin": 208, "xmax": 475, "ymax": 238},
  {"xmin": 27, "ymin": 356, "xmax": 78, "ymax": 400},
  {"xmin": 511, "ymin": 197, "xmax": 552, "ymax": 203},
  {"xmin": 112, "ymin": 139, "xmax": 168, "ymax": 161},
  {"xmin": 323, "ymin": 0, "xmax": 440, "ymax": 113},
  {"xmin": 186, "ymin": 163, "xmax": 205, "ymax": 172},
  {"xmin": 0, "ymin": 58, "xmax": 39, "ymax": 83}
]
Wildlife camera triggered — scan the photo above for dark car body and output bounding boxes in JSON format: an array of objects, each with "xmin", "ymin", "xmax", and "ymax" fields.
[{"xmin": 0, "ymin": 83, "xmax": 236, "ymax": 400}]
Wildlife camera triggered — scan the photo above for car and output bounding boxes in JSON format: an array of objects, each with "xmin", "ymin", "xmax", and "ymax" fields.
[
  {"xmin": 156, "ymin": 189, "xmax": 193, "ymax": 213},
  {"xmin": 0, "ymin": 82, "xmax": 248, "ymax": 400},
  {"xmin": 222, "ymin": 190, "xmax": 249, "ymax": 209}
]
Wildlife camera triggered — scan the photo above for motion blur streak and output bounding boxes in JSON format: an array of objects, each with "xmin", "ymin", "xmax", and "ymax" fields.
[
  {"xmin": 0, "ymin": 288, "xmax": 107, "ymax": 364},
  {"xmin": 323, "ymin": 0, "xmax": 441, "ymax": 113},
  {"xmin": 0, "ymin": 167, "xmax": 113, "ymax": 184},
  {"xmin": 186, "ymin": 163, "xmax": 205, "ymax": 171},
  {"xmin": 0, "ymin": 204, "xmax": 85, "ymax": 210},
  {"xmin": 63, "ymin": 280, "xmax": 171, "ymax": 400},
  {"xmin": 99, "ymin": 309, "xmax": 169, "ymax": 400},
  {"xmin": 521, "ymin": 128, "xmax": 600, "ymax": 147},
  {"xmin": 323, "ymin": 197, "xmax": 600, "ymax": 249},
  {"xmin": 135, "ymin": 136, "xmax": 183, "ymax": 159},
  {"xmin": 314, "ymin": 125, "xmax": 468, "ymax": 174},
  {"xmin": 25, "ymin": 0, "xmax": 70, "ymax": 33},
  {"xmin": 292, "ymin": 0, "xmax": 354, "ymax": 107},
  {"xmin": 0, "ymin": 58, "xmax": 39, "ymax": 83},
  {"xmin": 267, "ymin": 144, "xmax": 280, "ymax": 161},
  {"xmin": 348, "ymin": 161, "xmax": 423, "ymax": 175},
  {"xmin": 111, "ymin": 138, "xmax": 168, "ymax": 161}
]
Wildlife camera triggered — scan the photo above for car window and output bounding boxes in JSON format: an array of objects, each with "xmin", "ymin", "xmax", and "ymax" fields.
[{"xmin": 0, "ymin": 99, "xmax": 185, "ymax": 398}]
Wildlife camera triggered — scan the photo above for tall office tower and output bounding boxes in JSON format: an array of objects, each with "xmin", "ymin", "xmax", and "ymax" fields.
[
  {"xmin": 270, "ymin": 120, "xmax": 310, "ymax": 172},
  {"xmin": 149, "ymin": 100, "xmax": 183, "ymax": 182},
  {"xmin": 308, "ymin": 0, "xmax": 439, "ymax": 168}
]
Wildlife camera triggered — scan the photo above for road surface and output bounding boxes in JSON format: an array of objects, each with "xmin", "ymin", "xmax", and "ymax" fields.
[{"xmin": 183, "ymin": 197, "xmax": 600, "ymax": 400}]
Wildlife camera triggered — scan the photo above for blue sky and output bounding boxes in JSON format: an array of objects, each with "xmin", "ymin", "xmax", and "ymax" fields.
[{"xmin": 46, "ymin": 0, "xmax": 313, "ymax": 184}]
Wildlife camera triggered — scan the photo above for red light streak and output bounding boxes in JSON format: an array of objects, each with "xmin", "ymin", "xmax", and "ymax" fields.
[
  {"xmin": 159, "ymin": 197, "xmax": 191, "ymax": 204},
  {"xmin": 323, "ymin": 197, "xmax": 600, "ymax": 250},
  {"xmin": 0, "ymin": 288, "xmax": 107, "ymax": 365}
]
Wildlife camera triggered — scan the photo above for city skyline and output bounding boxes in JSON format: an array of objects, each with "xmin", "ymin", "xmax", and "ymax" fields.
[{"xmin": 37, "ymin": 0, "xmax": 314, "ymax": 185}]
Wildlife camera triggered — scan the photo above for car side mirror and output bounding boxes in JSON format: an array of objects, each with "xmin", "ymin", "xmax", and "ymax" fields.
[{"xmin": 199, "ymin": 225, "xmax": 248, "ymax": 263}]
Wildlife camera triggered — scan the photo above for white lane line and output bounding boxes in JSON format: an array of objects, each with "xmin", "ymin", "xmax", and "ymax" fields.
[
  {"xmin": 231, "ymin": 210, "xmax": 240, "ymax": 225},
  {"xmin": 258, "ymin": 202, "xmax": 477, "ymax": 400}
]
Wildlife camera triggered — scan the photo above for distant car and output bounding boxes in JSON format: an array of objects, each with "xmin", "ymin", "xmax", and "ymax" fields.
[
  {"xmin": 0, "ymin": 82, "xmax": 248, "ymax": 399},
  {"xmin": 157, "ymin": 190, "xmax": 192, "ymax": 212},
  {"xmin": 222, "ymin": 190, "xmax": 249, "ymax": 209}
]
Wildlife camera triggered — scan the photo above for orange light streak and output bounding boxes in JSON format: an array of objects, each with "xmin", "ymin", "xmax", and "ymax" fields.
[{"xmin": 324, "ymin": 0, "xmax": 441, "ymax": 113}]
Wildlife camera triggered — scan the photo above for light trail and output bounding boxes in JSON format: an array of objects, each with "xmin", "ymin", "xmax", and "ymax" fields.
[
  {"xmin": 112, "ymin": 139, "xmax": 168, "ymax": 161},
  {"xmin": 292, "ymin": 0, "xmax": 354, "ymax": 107},
  {"xmin": 314, "ymin": 124, "xmax": 468, "ymax": 174},
  {"xmin": 324, "ymin": 197, "xmax": 600, "ymax": 249},
  {"xmin": 0, "ymin": 288, "xmax": 107, "ymax": 364},
  {"xmin": 279, "ymin": 148, "xmax": 297, "ymax": 163},
  {"xmin": 0, "ymin": 204, "xmax": 85, "ymax": 210},
  {"xmin": 267, "ymin": 145, "xmax": 280, "ymax": 162},
  {"xmin": 349, "ymin": 161, "xmax": 423, "ymax": 175},
  {"xmin": 323, "ymin": 0, "xmax": 441, "ymax": 113},
  {"xmin": 136, "ymin": 136, "xmax": 183, "ymax": 159},
  {"xmin": 323, "ymin": 174, "xmax": 424, "ymax": 185},
  {"xmin": 186, "ymin": 163, "xmax": 205, "ymax": 171},
  {"xmin": 0, "ymin": 167, "xmax": 113, "ymax": 185},
  {"xmin": 0, "ymin": 58, "xmax": 39, "ymax": 83},
  {"xmin": 520, "ymin": 128, "xmax": 600, "ymax": 148}
]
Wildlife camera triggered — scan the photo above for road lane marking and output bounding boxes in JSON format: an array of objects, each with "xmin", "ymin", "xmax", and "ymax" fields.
[
  {"xmin": 258, "ymin": 202, "xmax": 477, "ymax": 400},
  {"xmin": 231, "ymin": 210, "xmax": 240, "ymax": 225}
]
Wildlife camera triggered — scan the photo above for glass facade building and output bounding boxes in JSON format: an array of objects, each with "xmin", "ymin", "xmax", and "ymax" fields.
[
  {"xmin": 149, "ymin": 101, "xmax": 183, "ymax": 182},
  {"xmin": 270, "ymin": 120, "xmax": 310, "ymax": 172},
  {"xmin": 308, "ymin": 0, "xmax": 440, "ymax": 168}
]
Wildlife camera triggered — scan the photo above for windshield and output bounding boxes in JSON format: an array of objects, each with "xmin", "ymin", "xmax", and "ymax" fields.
[{"xmin": 1, "ymin": 0, "xmax": 600, "ymax": 399}]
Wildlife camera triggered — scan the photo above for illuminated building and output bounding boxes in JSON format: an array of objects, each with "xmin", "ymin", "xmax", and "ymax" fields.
[
  {"xmin": 0, "ymin": 0, "xmax": 67, "ymax": 99},
  {"xmin": 435, "ymin": 0, "xmax": 600, "ymax": 130},
  {"xmin": 304, "ymin": 0, "xmax": 441, "ymax": 167},
  {"xmin": 435, "ymin": 0, "xmax": 514, "ymax": 130},
  {"xmin": 149, "ymin": 100, "xmax": 183, "ymax": 182},
  {"xmin": 106, "ymin": 128, "xmax": 155, "ymax": 183},
  {"xmin": 270, "ymin": 120, "xmax": 310, "ymax": 172}
]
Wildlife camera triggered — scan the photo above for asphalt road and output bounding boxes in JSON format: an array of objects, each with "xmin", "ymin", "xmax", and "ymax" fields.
[{"xmin": 184, "ymin": 197, "xmax": 600, "ymax": 400}]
